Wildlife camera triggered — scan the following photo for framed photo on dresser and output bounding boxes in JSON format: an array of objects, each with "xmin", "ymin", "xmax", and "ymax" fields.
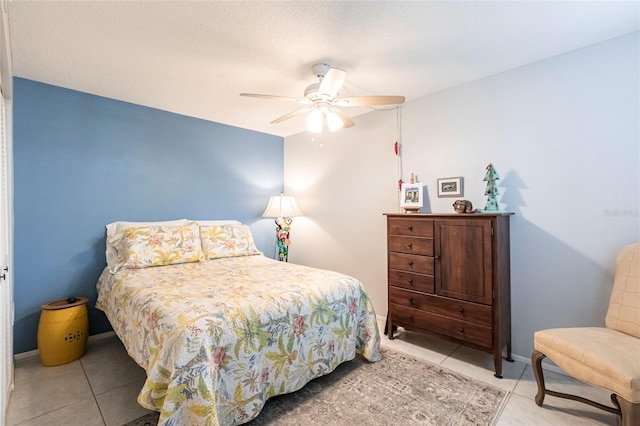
[{"xmin": 400, "ymin": 182, "xmax": 423, "ymax": 210}]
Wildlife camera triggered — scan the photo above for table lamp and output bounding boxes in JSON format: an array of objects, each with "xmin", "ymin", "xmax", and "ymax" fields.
[{"xmin": 262, "ymin": 193, "xmax": 303, "ymax": 261}]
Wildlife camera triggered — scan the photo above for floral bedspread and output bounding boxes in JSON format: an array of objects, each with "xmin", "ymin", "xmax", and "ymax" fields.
[{"xmin": 96, "ymin": 255, "xmax": 381, "ymax": 425}]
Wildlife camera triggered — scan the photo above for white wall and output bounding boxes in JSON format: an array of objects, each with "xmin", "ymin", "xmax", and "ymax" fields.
[
  {"xmin": 284, "ymin": 109, "xmax": 399, "ymax": 307},
  {"xmin": 284, "ymin": 32, "xmax": 640, "ymax": 359}
]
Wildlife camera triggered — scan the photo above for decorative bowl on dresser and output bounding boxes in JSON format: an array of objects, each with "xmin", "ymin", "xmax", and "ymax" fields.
[{"xmin": 384, "ymin": 213, "xmax": 514, "ymax": 378}]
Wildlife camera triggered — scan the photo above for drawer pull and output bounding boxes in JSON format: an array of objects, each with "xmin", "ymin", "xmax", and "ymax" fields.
[
  {"xmin": 458, "ymin": 327, "xmax": 464, "ymax": 333},
  {"xmin": 408, "ymin": 242, "xmax": 413, "ymax": 249},
  {"xmin": 408, "ymin": 278, "xmax": 413, "ymax": 286},
  {"xmin": 458, "ymin": 308, "xmax": 465, "ymax": 314},
  {"xmin": 408, "ymin": 297, "xmax": 414, "ymax": 304},
  {"xmin": 408, "ymin": 261, "xmax": 414, "ymax": 267},
  {"xmin": 408, "ymin": 225, "xmax": 413, "ymax": 231}
]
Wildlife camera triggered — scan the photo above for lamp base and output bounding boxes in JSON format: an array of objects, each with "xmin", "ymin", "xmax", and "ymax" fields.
[{"xmin": 274, "ymin": 217, "xmax": 292, "ymax": 262}]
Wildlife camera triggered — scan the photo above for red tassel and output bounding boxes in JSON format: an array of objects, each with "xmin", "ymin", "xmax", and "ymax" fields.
[
  {"xmin": 394, "ymin": 141, "xmax": 399, "ymax": 155},
  {"xmin": 398, "ymin": 179, "xmax": 403, "ymax": 191}
]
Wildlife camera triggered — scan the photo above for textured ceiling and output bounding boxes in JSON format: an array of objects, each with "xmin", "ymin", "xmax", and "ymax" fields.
[{"xmin": 7, "ymin": 1, "xmax": 640, "ymax": 137}]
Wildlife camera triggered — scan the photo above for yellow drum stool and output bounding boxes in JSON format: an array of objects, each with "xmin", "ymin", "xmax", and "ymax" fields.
[{"xmin": 37, "ymin": 296, "xmax": 89, "ymax": 366}]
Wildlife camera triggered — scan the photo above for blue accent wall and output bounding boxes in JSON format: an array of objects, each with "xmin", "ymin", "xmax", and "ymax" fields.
[{"xmin": 13, "ymin": 78, "xmax": 284, "ymax": 353}]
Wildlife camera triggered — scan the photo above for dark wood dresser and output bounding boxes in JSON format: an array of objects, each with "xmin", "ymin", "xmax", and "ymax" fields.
[{"xmin": 385, "ymin": 213, "xmax": 513, "ymax": 377}]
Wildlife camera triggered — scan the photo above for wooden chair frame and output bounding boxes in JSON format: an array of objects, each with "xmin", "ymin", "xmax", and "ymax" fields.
[{"xmin": 532, "ymin": 349, "xmax": 639, "ymax": 426}]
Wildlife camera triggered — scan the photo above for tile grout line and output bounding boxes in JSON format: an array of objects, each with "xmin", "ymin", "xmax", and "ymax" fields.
[
  {"xmin": 440, "ymin": 342, "xmax": 462, "ymax": 366},
  {"xmin": 79, "ymin": 357, "xmax": 108, "ymax": 426},
  {"xmin": 8, "ymin": 358, "xmax": 98, "ymax": 425},
  {"xmin": 492, "ymin": 363, "xmax": 525, "ymax": 425}
]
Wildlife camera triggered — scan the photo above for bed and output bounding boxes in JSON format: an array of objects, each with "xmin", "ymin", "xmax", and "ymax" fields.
[{"xmin": 95, "ymin": 219, "xmax": 381, "ymax": 425}]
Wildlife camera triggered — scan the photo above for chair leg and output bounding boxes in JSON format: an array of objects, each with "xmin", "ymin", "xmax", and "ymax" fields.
[
  {"xmin": 531, "ymin": 349, "xmax": 547, "ymax": 406},
  {"xmin": 612, "ymin": 394, "xmax": 640, "ymax": 426},
  {"xmin": 531, "ymin": 350, "xmax": 621, "ymax": 416}
]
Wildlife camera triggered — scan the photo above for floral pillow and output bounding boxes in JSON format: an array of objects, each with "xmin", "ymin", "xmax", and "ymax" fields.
[
  {"xmin": 200, "ymin": 223, "xmax": 262, "ymax": 259},
  {"xmin": 117, "ymin": 222, "xmax": 204, "ymax": 270},
  {"xmin": 106, "ymin": 219, "xmax": 190, "ymax": 273}
]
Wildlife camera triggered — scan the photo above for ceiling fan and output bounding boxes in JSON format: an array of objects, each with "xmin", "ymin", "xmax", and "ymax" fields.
[{"xmin": 240, "ymin": 63, "xmax": 405, "ymax": 133}]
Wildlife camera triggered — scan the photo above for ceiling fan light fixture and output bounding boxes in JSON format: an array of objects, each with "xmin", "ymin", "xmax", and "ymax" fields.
[
  {"xmin": 241, "ymin": 63, "xmax": 405, "ymax": 132},
  {"xmin": 307, "ymin": 108, "xmax": 324, "ymax": 134},
  {"xmin": 327, "ymin": 109, "xmax": 344, "ymax": 132}
]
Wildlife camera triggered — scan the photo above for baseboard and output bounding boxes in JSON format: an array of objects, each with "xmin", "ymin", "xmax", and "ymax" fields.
[
  {"xmin": 511, "ymin": 352, "xmax": 566, "ymax": 376},
  {"xmin": 88, "ymin": 330, "xmax": 116, "ymax": 341},
  {"xmin": 510, "ymin": 353, "xmax": 530, "ymax": 365},
  {"xmin": 18, "ymin": 324, "xmax": 569, "ymax": 377},
  {"xmin": 13, "ymin": 348, "xmax": 38, "ymax": 361},
  {"xmin": 13, "ymin": 331, "xmax": 116, "ymax": 361}
]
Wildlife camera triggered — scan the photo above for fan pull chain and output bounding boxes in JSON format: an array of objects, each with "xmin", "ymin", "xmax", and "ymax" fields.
[{"xmin": 310, "ymin": 129, "xmax": 325, "ymax": 148}]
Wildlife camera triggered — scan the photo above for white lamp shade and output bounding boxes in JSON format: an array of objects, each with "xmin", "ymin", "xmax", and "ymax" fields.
[
  {"xmin": 327, "ymin": 109, "xmax": 344, "ymax": 132},
  {"xmin": 262, "ymin": 194, "xmax": 303, "ymax": 218},
  {"xmin": 306, "ymin": 108, "xmax": 324, "ymax": 134},
  {"xmin": 306, "ymin": 107, "xmax": 345, "ymax": 133}
]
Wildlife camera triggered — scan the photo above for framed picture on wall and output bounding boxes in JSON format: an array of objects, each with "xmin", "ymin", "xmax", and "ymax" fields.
[{"xmin": 437, "ymin": 177, "xmax": 463, "ymax": 197}]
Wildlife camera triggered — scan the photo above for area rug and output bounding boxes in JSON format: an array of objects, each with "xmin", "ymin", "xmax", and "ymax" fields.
[{"xmin": 123, "ymin": 347, "xmax": 507, "ymax": 425}]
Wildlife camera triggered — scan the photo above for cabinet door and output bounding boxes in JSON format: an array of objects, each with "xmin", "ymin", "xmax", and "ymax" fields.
[{"xmin": 435, "ymin": 219, "xmax": 492, "ymax": 305}]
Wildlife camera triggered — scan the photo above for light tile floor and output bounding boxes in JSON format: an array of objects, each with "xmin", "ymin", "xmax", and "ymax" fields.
[{"xmin": 6, "ymin": 320, "xmax": 619, "ymax": 425}]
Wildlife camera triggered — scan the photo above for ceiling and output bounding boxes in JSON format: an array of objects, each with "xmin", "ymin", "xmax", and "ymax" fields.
[{"xmin": 6, "ymin": 1, "xmax": 639, "ymax": 137}]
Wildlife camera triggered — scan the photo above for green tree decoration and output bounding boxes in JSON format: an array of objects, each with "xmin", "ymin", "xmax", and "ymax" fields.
[{"xmin": 483, "ymin": 163, "xmax": 501, "ymax": 211}]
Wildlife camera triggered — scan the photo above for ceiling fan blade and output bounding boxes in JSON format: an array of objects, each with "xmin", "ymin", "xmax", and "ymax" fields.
[
  {"xmin": 318, "ymin": 67, "xmax": 346, "ymax": 98},
  {"xmin": 336, "ymin": 95, "xmax": 405, "ymax": 107},
  {"xmin": 271, "ymin": 107, "xmax": 312, "ymax": 124},
  {"xmin": 240, "ymin": 93, "xmax": 309, "ymax": 104},
  {"xmin": 331, "ymin": 107, "xmax": 355, "ymax": 128}
]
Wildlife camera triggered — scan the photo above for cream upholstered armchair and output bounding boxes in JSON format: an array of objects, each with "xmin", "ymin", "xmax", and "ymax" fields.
[{"xmin": 532, "ymin": 242, "xmax": 639, "ymax": 426}]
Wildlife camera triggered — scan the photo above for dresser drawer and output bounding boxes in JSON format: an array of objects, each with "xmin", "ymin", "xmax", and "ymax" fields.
[
  {"xmin": 389, "ymin": 270, "xmax": 434, "ymax": 293},
  {"xmin": 388, "ymin": 235, "xmax": 433, "ymax": 256},
  {"xmin": 388, "ymin": 218, "xmax": 434, "ymax": 237},
  {"xmin": 390, "ymin": 304, "xmax": 492, "ymax": 348},
  {"xmin": 389, "ymin": 253, "xmax": 434, "ymax": 275},
  {"xmin": 389, "ymin": 287, "xmax": 491, "ymax": 326}
]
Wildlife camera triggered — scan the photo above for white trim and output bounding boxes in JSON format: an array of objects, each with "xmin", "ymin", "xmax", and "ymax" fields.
[
  {"xmin": 13, "ymin": 331, "xmax": 117, "ymax": 361},
  {"xmin": 87, "ymin": 330, "xmax": 117, "ymax": 342},
  {"xmin": 17, "ymin": 325, "xmax": 570, "ymax": 376},
  {"xmin": 0, "ymin": 6, "xmax": 12, "ymax": 421},
  {"xmin": 511, "ymin": 352, "xmax": 567, "ymax": 376},
  {"xmin": 0, "ymin": 0, "xmax": 12, "ymax": 100}
]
